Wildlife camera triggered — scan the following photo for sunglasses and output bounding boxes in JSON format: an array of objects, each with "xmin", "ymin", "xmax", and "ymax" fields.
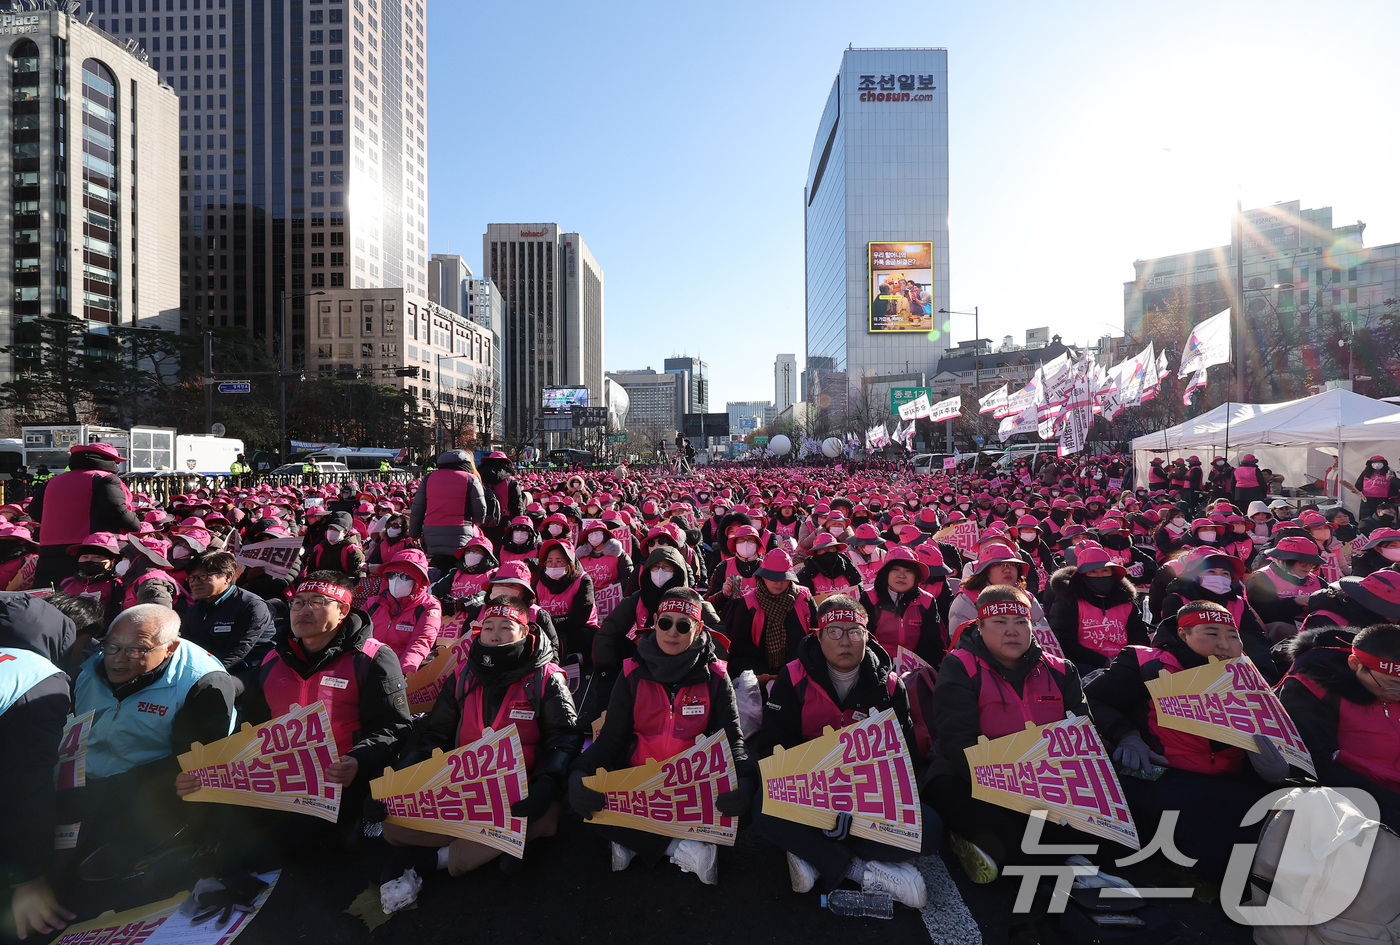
[{"xmin": 656, "ymin": 616, "xmax": 695, "ymax": 633}]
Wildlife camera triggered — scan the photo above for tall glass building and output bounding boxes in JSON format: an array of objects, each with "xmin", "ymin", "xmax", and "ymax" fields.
[{"xmin": 804, "ymin": 47, "xmax": 949, "ymax": 415}]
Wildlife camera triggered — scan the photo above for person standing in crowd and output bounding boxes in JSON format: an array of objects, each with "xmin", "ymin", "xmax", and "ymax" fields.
[
  {"xmin": 408, "ymin": 449, "xmax": 491, "ymax": 572},
  {"xmin": 30, "ymin": 443, "xmax": 141, "ymax": 590}
]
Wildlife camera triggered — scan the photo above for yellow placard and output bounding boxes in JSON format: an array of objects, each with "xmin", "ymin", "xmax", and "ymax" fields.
[
  {"xmin": 964, "ymin": 716, "xmax": 1140, "ymax": 850},
  {"xmin": 54, "ymin": 710, "xmax": 94, "ymax": 790},
  {"xmin": 759, "ymin": 708, "xmax": 923, "ymax": 853},
  {"xmin": 813, "ymin": 585, "xmax": 856, "ymax": 606},
  {"xmin": 405, "ymin": 637, "xmax": 471, "ymax": 713},
  {"xmin": 179, "ymin": 702, "xmax": 342, "ymax": 822},
  {"xmin": 50, "ymin": 891, "xmax": 188, "ymax": 945},
  {"xmin": 371, "ymin": 725, "xmax": 528, "ymax": 858},
  {"xmin": 435, "ymin": 611, "xmax": 470, "ymax": 642},
  {"xmin": 583, "ymin": 730, "xmax": 738, "ymax": 846},
  {"xmin": 934, "ymin": 520, "xmax": 979, "ymax": 556},
  {"xmin": 892, "ymin": 646, "xmax": 931, "ymax": 677},
  {"xmin": 1145, "ymin": 657, "xmax": 1315, "ymax": 777}
]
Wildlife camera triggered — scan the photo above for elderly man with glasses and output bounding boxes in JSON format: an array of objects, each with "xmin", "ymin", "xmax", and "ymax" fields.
[
  {"xmin": 67, "ymin": 603, "xmax": 237, "ymax": 879},
  {"xmin": 179, "ymin": 551, "xmax": 276, "ymax": 681}
]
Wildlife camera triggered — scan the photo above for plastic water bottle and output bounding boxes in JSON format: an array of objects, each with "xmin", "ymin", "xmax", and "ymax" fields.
[{"xmin": 821, "ymin": 890, "xmax": 894, "ymax": 919}]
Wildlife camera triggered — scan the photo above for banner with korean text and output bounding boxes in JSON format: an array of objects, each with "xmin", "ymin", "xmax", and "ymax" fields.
[{"xmin": 583, "ymin": 730, "xmax": 738, "ymax": 845}]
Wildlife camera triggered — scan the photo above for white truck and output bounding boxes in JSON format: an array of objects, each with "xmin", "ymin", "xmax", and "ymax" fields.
[{"xmin": 21, "ymin": 425, "xmax": 245, "ymax": 476}]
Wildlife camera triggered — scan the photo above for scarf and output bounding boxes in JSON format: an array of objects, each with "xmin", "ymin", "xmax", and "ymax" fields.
[
  {"xmin": 756, "ymin": 581, "xmax": 798, "ymax": 673},
  {"xmin": 636, "ymin": 631, "xmax": 705, "ymax": 684}
]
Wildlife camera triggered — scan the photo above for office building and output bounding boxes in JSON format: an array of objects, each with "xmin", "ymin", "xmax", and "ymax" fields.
[
  {"xmin": 465, "ymin": 278, "xmax": 502, "ymax": 332},
  {"xmin": 1123, "ymin": 202, "xmax": 1400, "ymax": 399},
  {"xmin": 663, "ymin": 355, "xmax": 707, "ymax": 414},
  {"xmin": 930, "ymin": 331, "xmax": 1077, "ymax": 394},
  {"xmin": 428, "ymin": 253, "xmax": 471, "ymax": 315},
  {"xmin": 607, "ymin": 368, "xmax": 682, "ymax": 441},
  {"xmin": 0, "ymin": 4, "xmax": 181, "ymax": 395},
  {"xmin": 804, "ymin": 47, "xmax": 950, "ymax": 420},
  {"xmin": 484, "ymin": 223, "xmax": 604, "ymax": 440},
  {"xmin": 775, "ymin": 353, "xmax": 797, "ymax": 414},
  {"xmin": 97, "ymin": 0, "xmax": 431, "ymax": 366},
  {"xmin": 727, "ymin": 401, "xmax": 775, "ymax": 435}
]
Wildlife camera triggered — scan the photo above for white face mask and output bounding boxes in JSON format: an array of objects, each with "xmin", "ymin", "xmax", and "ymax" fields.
[
  {"xmin": 512, "ymin": 530, "xmax": 530, "ymax": 544},
  {"xmin": 736, "ymin": 541, "xmax": 757, "ymax": 558},
  {"xmin": 170, "ymin": 546, "xmax": 191, "ymax": 561},
  {"xmin": 463, "ymin": 552, "xmax": 483, "ymax": 567},
  {"xmin": 588, "ymin": 532, "xmax": 606, "ymax": 547},
  {"xmin": 1197, "ymin": 530, "xmax": 1217, "ymax": 543},
  {"xmin": 388, "ymin": 576, "xmax": 414, "ymax": 598},
  {"xmin": 650, "ymin": 568, "xmax": 675, "ymax": 587},
  {"xmin": 1373, "ymin": 463, "xmax": 1385, "ymax": 470},
  {"xmin": 324, "ymin": 528, "xmax": 344, "ymax": 544},
  {"xmin": 544, "ymin": 566, "xmax": 567, "ymax": 580},
  {"xmin": 827, "ymin": 525, "xmax": 844, "ymax": 535},
  {"xmin": 1310, "ymin": 529, "xmax": 1331, "ymax": 544},
  {"xmin": 1020, "ymin": 530, "xmax": 1038, "ymax": 542},
  {"xmin": 1200, "ymin": 574, "xmax": 1233, "ymax": 594},
  {"xmin": 115, "ymin": 559, "xmax": 132, "ymax": 577},
  {"xmin": 1381, "ymin": 547, "xmax": 1400, "ymax": 562},
  {"xmin": 386, "ymin": 527, "xmax": 402, "ymax": 538},
  {"xmin": 548, "ymin": 524, "xmax": 564, "ymax": 536}
]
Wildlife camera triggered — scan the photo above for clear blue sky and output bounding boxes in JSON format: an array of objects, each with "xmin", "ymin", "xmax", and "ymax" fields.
[{"xmin": 427, "ymin": 0, "xmax": 1400, "ymax": 407}]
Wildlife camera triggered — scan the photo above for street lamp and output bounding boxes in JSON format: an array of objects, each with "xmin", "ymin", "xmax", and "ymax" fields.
[
  {"xmin": 435, "ymin": 352, "xmax": 475, "ymax": 453},
  {"xmin": 938, "ymin": 307, "xmax": 980, "ymax": 394}
]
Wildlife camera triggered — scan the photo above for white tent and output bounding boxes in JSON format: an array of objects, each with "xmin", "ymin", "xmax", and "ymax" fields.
[{"xmin": 1130, "ymin": 389, "xmax": 1400, "ymax": 512}]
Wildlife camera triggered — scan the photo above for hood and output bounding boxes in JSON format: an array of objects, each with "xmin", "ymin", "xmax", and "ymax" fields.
[
  {"xmin": 1285, "ymin": 623, "xmax": 1374, "ymax": 704},
  {"xmin": 435, "ymin": 449, "xmax": 474, "ymax": 469},
  {"xmin": 478, "ymin": 456, "xmax": 513, "ymax": 485},
  {"xmin": 576, "ymin": 537, "xmax": 626, "ymax": 559},
  {"xmin": 642, "ymin": 544, "xmax": 688, "ymax": 578},
  {"xmin": 68, "ymin": 452, "xmax": 119, "ymax": 474},
  {"xmin": 0, "ymin": 592, "xmax": 76, "ymax": 667}
]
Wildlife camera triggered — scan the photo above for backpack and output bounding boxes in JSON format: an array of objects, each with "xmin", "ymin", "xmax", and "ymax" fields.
[{"xmin": 479, "ymin": 478, "xmax": 502, "ymax": 529}]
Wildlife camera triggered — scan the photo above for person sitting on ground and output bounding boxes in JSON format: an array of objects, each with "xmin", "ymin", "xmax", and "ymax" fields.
[
  {"xmin": 748, "ymin": 594, "xmax": 936, "ymax": 909},
  {"xmin": 364, "ymin": 549, "xmax": 441, "ymax": 674},
  {"xmin": 723, "ymin": 548, "xmax": 818, "ymax": 680},
  {"xmin": 567, "ymin": 588, "xmax": 756, "ymax": 886},
  {"xmin": 179, "ymin": 551, "xmax": 276, "ymax": 679}
]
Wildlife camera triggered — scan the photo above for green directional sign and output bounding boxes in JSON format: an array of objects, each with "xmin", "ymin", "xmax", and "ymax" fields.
[
  {"xmin": 890, "ymin": 387, "xmax": 934, "ymax": 413},
  {"xmin": 753, "ymin": 435, "xmax": 770, "ymax": 446},
  {"xmin": 608, "ymin": 433, "xmax": 627, "ymax": 443}
]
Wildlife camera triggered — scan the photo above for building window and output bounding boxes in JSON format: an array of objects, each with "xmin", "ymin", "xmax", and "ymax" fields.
[{"xmin": 80, "ymin": 59, "xmax": 120, "ymax": 324}]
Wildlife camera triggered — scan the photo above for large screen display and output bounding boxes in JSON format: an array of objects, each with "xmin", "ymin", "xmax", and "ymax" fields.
[
  {"xmin": 542, "ymin": 387, "xmax": 590, "ymax": 413},
  {"xmin": 868, "ymin": 241, "xmax": 934, "ymax": 332}
]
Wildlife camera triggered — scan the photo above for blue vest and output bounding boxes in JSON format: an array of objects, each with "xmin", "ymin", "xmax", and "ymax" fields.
[
  {"xmin": 0, "ymin": 646, "xmax": 66, "ymax": 716},
  {"xmin": 75, "ymin": 640, "xmax": 233, "ymax": 779}
]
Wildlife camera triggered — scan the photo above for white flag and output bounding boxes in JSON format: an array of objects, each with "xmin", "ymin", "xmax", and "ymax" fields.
[
  {"xmin": 1178, "ymin": 310, "xmax": 1230, "ymax": 378},
  {"xmin": 899, "ymin": 393, "xmax": 932, "ymax": 421},
  {"xmin": 978, "ymin": 384, "xmax": 1008, "ymax": 416},
  {"xmin": 1182, "ymin": 369, "xmax": 1208, "ymax": 406},
  {"xmin": 930, "ymin": 395, "xmax": 962, "ymax": 423},
  {"xmin": 998, "ymin": 405, "xmax": 1039, "ymax": 441}
]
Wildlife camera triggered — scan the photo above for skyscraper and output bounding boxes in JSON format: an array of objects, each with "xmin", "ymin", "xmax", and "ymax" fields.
[
  {"xmin": 97, "ymin": 0, "xmax": 431, "ymax": 365},
  {"xmin": 774, "ymin": 353, "xmax": 797, "ymax": 414},
  {"xmin": 427, "ymin": 253, "xmax": 471, "ymax": 315},
  {"xmin": 804, "ymin": 48, "xmax": 949, "ymax": 418},
  {"xmin": 483, "ymin": 224, "xmax": 604, "ymax": 441},
  {"xmin": 0, "ymin": 5, "xmax": 181, "ymax": 393},
  {"xmin": 663, "ymin": 356, "xmax": 707, "ymax": 415}
]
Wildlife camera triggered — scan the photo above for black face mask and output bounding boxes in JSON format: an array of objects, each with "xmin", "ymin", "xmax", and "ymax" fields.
[
  {"xmin": 0, "ymin": 541, "xmax": 23, "ymax": 562},
  {"xmin": 1102, "ymin": 534, "xmax": 1130, "ymax": 551},
  {"xmin": 468, "ymin": 636, "xmax": 531, "ymax": 679},
  {"xmin": 1084, "ymin": 575, "xmax": 1116, "ymax": 596},
  {"xmin": 77, "ymin": 559, "xmax": 113, "ymax": 578}
]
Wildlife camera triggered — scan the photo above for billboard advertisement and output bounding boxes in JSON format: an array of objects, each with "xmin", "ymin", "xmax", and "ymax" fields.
[
  {"xmin": 868, "ymin": 242, "xmax": 933, "ymax": 332},
  {"xmin": 542, "ymin": 387, "xmax": 589, "ymax": 414},
  {"xmin": 1241, "ymin": 201, "xmax": 1301, "ymax": 260}
]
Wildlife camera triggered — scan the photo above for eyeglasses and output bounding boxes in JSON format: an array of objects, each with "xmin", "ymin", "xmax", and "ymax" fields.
[
  {"xmin": 102, "ymin": 642, "xmax": 164, "ymax": 659},
  {"xmin": 187, "ymin": 572, "xmax": 229, "ymax": 583},
  {"xmin": 656, "ymin": 616, "xmax": 695, "ymax": 633},
  {"xmin": 1364, "ymin": 666, "xmax": 1400, "ymax": 695},
  {"xmin": 290, "ymin": 596, "xmax": 340, "ymax": 611},
  {"xmin": 822, "ymin": 626, "xmax": 867, "ymax": 641}
]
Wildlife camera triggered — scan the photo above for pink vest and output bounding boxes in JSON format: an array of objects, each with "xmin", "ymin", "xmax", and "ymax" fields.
[
  {"xmin": 1362, "ymin": 472, "xmax": 1392, "ymax": 498},
  {"xmin": 261, "ymin": 639, "xmax": 384, "ymax": 757},
  {"xmin": 740, "ymin": 587, "xmax": 813, "ymax": 648},
  {"xmin": 623, "ymin": 657, "xmax": 724, "ymax": 766},
  {"xmin": 1076, "ymin": 599, "xmax": 1133, "ymax": 659},
  {"xmin": 40, "ymin": 470, "xmax": 125, "ymax": 547},
  {"xmin": 869, "ymin": 589, "xmax": 935, "ymax": 655},
  {"xmin": 1134, "ymin": 645, "xmax": 1244, "ymax": 775},
  {"xmin": 786, "ymin": 658, "xmax": 897, "ymax": 740},
  {"xmin": 1257, "ymin": 565, "xmax": 1321, "ymax": 600},
  {"xmin": 535, "ymin": 574, "xmax": 600, "ymax": 628},
  {"xmin": 949, "ymin": 648, "xmax": 1066, "ymax": 740},
  {"xmin": 422, "ymin": 469, "xmax": 478, "ymax": 527},
  {"xmin": 1233, "ymin": 466, "xmax": 1262, "ymax": 489},
  {"xmin": 723, "ymin": 558, "xmax": 757, "ymax": 598},
  {"xmin": 450, "ymin": 570, "xmax": 492, "ymax": 599},
  {"xmin": 456, "ymin": 662, "xmax": 562, "ymax": 774},
  {"xmin": 579, "ymin": 553, "xmax": 620, "ymax": 590},
  {"xmin": 1296, "ymin": 674, "xmax": 1400, "ymax": 793}
]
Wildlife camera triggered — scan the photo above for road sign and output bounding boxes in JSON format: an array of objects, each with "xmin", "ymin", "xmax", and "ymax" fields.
[
  {"xmin": 541, "ymin": 416, "xmax": 573, "ymax": 432},
  {"xmin": 218, "ymin": 381, "xmax": 251, "ymax": 394},
  {"xmin": 608, "ymin": 433, "xmax": 627, "ymax": 444},
  {"xmin": 973, "ymin": 435, "xmax": 985, "ymax": 447},
  {"xmin": 754, "ymin": 435, "xmax": 770, "ymax": 446},
  {"xmin": 890, "ymin": 387, "xmax": 934, "ymax": 413}
]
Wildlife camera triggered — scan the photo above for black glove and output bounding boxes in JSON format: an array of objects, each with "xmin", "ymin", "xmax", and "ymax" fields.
[
  {"xmin": 190, "ymin": 873, "xmax": 269, "ymax": 928},
  {"xmin": 714, "ymin": 776, "xmax": 756, "ymax": 817},
  {"xmin": 1247, "ymin": 733, "xmax": 1289, "ymax": 784},
  {"xmin": 1111, "ymin": 732, "xmax": 1169, "ymax": 775},
  {"xmin": 362, "ymin": 796, "xmax": 388, "ymax": 824},
  {"xmin": 511, "ymin": 776, "xmax": 558, "ymax": 819},
  {"xmin": 823, "ymin": 811, "xmax": 853, "ymax": 841},
  {"xmin": 567, "ymin": 770, "xmax": 605, "ymax": 819}
]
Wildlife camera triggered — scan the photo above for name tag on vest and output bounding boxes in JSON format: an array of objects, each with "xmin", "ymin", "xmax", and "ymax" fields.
[
  {"xmin": 213, "ymin": 623, "xmax": 233, "ymax": 634},
  {"xmin": 396, "ymin": 623, "xmax": 414, "ymax": 634},
  {"xmin": 321, "ymin": 676, "xmax": 349, "ymax": 690},
  {"xmin": 1034, "ymin": 694, "xmax": 1059, "ymax": 703},
  {"xmin": 509, "ymin": 706, "xmax": 536, "ymax": 721},
  {"xmin": 852, "ymin": 710, "xmax": 868, "ymax": 721},
  {"xmin": 681, "ymin": 703, "xmax": 706, "ymax": 717}
]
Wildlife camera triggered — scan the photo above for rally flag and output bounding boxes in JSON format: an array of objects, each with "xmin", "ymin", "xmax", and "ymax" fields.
[
  {"xmin": 899, "ymin": 393, "xmax": 933, "ymax": 421},
  {"xmin": 998, "ymin": 405, "xmax": 1039, "ymax": 441},
  {"xmin": 1182, "ymin": 368, "xmax": 1208, "ymax": 406},
  {"xmin": 1178, "ymin": 309, "xmax": 1231, "ymax": 379},
  {"xmin": 1057, "ymin": 358, "xmax": 1096, "ymax": 458},
  {"xmin": 978, "ymin": 384, "xmax": 1008, "ymax": 416},
  {"xmin": 964, "ymin": 716, "xmax": 1139, "ymax": 850},
  {"xmin": 929, "ymin": 395, "xmax": 962, "ymax": 423}
]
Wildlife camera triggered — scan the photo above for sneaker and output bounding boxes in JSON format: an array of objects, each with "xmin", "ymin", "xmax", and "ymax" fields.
[
  {"xmin": 670, "ymin": 839, "xmax": 718, "ymax": 885},
  {"xmin": 862, "ymin": 860, "xmax": 927, "ymax": 909},
  {"xmin": 787, "ymin": 852, "xmax": 817, "ymax": 893},
  {"xmin": 949, "ymin": 834, "xmax": 999, "ymax": 884},
  {"xmin": 610, "ymin": 842, "xmax": 635, "ymax": 872}
]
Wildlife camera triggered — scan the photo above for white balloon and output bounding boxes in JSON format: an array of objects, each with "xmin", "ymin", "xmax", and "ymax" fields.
[
  {"xmin": 769, "ymin": 434, "xmax": 792, "ymax": 456},
  {"xmin": 821, "ymin": 436, "xmax": 843, "ymax": 458}
]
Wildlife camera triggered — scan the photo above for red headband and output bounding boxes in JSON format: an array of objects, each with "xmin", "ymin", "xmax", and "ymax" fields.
[
  {"xmin": 1353, "ymin": 647, "xmax": 1400, "ymax": 677},
  {"xmin": 978, "ymin": 600, "xmax": 1030, "ymax": 620},
  {"xmin": 657, "ymin": 598, "xmax": 703, "ymax": 623},
  {"xmin": 818, "ymin": 607, "xmax": 867, "ymax": 629},
  {"xmin": 1178, "ymin": 608, "xmax": 1237, "ymax": 630},
  {"xmin": 481, "ymin": 603, "xmax": 529, "ymax": 625},
  {"xmin": 293, "ymin": 580, "xmax": 353, "ymax": 607}
]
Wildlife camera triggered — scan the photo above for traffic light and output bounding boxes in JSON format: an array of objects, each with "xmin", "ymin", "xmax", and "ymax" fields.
[{"xmin": 395, "ymin": 366, "xmax": 420, "ymax": 377}]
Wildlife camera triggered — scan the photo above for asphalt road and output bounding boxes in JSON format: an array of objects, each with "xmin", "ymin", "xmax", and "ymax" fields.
[{"xmin": 56, "ymin": 814, "xmax": 1257, "ymax": 945}]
